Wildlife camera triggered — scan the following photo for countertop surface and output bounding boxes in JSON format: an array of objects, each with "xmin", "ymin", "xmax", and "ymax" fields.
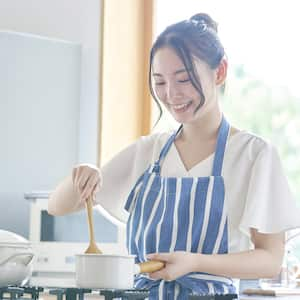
[{"xmin": 240, "ymin": 296, "xmax": 300, "ymax": 300}]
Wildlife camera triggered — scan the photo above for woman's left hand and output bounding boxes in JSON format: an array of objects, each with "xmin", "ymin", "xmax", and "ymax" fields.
[{"xmin": 147, "ymin": 251, "xmax": 197, "ymax": 281}]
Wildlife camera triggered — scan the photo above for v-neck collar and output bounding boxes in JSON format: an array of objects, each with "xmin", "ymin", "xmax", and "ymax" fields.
[
  {"xmin": 169, "ymin": 130, "xmax": 243, "ymax": 176},
  {"xmin": 170, "ymin": 143, "xmax": 214, "ymax": 175}
]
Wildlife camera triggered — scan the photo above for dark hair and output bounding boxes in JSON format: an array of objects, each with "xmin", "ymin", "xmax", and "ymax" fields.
[{"xmin": 149, "ymin": 13, "xmax": 225, "ymax": 125}]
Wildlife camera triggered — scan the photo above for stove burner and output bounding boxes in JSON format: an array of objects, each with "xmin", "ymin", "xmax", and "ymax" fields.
[{"xmin": 0, "ymin": 286, "xmax": 237, "ymax": 300}]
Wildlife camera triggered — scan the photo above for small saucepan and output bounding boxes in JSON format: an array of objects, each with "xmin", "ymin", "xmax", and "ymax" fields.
[{"xmin": 75, "ymin": 254, "xmax": 164, "ymax": 289}]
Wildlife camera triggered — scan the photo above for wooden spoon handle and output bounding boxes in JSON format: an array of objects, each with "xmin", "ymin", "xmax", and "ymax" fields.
[
  {"xmin": 86, "ymin": 196, "xmax": 95, "ymax": 243},
  {"xmin": 138, "ymin": 260, "xmax": 165, "ymax": 273}
]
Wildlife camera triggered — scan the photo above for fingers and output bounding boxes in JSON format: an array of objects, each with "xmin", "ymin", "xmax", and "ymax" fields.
[
  {"xmin": 91, "ymin": 178, "xmax": 101, "ymax": 201},
  {"xmin": 146, "ymin": 252, "xmax": 177, "ymax": 281},
  {"xmin": 81, "ymin": 174, "xmax": 99, "ymax": 201},
  {"xmin": 72, "ymin": 164, "xmax": 102, "ymax": 202},
  {"xmin": 147, "ymin": 253, "xmax": 167, "ymax": 280},
  {"xmin": 149, "ymin": 269, "xmax": 169, "ymax": 280},
  {"xmin": 147, "ymin": 253, "xmax": 168, "ymax": 280},
  {"xmin": 147, "ymin": 252, "xmax": 172, "ymax": 262}
]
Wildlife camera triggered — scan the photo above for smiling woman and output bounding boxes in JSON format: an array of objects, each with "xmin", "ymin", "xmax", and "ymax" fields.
[
  {"xmin": 49, "ymin": 11, "xmax": 300, "ymax": 299},
  {"xmin": 150, "ymin": 13, "xmax": 225, "ymax": 126},
  {"xmin": 151, "ymin": 48, "xmax": 223, "ymax": 125}
]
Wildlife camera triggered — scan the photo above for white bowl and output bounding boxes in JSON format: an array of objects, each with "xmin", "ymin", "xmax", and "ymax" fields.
[{"xmin": 0, "ymin": 230, "xmax": 34, "ymax": 287}]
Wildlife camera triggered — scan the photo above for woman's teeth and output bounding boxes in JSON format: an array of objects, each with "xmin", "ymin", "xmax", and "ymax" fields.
[
  {"xmin": 173, "ymin": 103, "xmax": 188, "ymax": 109},
  {"xmin": 171, "ymin": 101, "xmax": 192, "ymax": 111}
]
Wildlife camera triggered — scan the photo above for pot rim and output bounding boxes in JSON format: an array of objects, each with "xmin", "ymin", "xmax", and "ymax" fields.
[
  {"xmin": 0, "ymin": 243, "xmax": 31, "ymax": 248},
  {"xmin": 0, "ymin": 230, "xmax": 30, "ymax": 246},
  {"xmin": 75, "ymin": 254, "xmax": 136, "ymax": 258}
]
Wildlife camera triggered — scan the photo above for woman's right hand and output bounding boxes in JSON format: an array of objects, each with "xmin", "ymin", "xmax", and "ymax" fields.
[{"xmin": 72, "ymin": 164, "xmax": 102, "ymax": 202}]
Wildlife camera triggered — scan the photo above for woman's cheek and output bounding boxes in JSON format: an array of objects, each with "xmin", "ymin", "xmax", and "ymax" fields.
[{"xmin": 155, "ymin": 87, "xmax": 165, "ymax": 102}]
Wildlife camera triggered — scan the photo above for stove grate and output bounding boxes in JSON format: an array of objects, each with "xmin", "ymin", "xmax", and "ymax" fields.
[
  {"xmin": 99, "ymin": 289, "xmax": 237, "ymax": 300},
  {"xmin": 100, "ymin": 289, "xmax": 149, "ymax": 300},
  {"xmin": 0, "ymin": 286, "xmax": 237, "ymax": 300},
  {"xmin": 0, "ymin": 286, "xmax": 43, "ymax": 300},
  {"xmin": 49, "ymin": 288, "xmax": 92, "ymax": 300},
  {"xmin": 189, "ymin": 294, "xmax": 238, "ymax": 300}
]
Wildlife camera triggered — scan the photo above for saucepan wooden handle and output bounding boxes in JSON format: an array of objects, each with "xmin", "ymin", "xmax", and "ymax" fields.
[
  {"xmin": 138, "ymin": 260, "xmax": 165, "ymax": 273},
  {"xmin": 243, "ymin": 289, "xmax": 276, "ymax": 296}
]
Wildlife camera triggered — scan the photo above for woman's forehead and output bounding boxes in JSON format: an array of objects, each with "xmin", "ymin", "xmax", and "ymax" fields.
[
  {"xmin": 152, "ymin": 47, "xmax": 186, "ymax": 75},
  {"xmin": 152, "ymin": 47, "xmax": 208, "ymax": 76}
]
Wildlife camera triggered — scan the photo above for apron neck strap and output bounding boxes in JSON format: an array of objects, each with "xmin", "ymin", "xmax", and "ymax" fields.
[
  {"xmin": 159, "ymin": 125, "xmax": 182, "ymax": 160},
  {"xmin": 153, "ymin": 117, "xmax": 230, "ymax": 176},
  {"xmin": 151, "ymin": 125, "xmax": 182, "ymax": 173},
  {"xmin": 211, "ymin": 116, "xmax": 230, "ymax": 176}
]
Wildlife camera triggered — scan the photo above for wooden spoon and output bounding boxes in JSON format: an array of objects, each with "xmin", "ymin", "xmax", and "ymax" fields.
[{"xmin": 85, "ymin": 196, "xmax": 102, "ymax": 254}]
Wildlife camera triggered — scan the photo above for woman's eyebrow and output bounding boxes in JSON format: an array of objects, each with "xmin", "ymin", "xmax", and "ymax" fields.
[
  {"xmin": 153, "ymin": 69, "xmax": 188, "ymax": 77},
  {"xmin": 174, "ymin": 69, "xmax": 188, "ymax": 75}
]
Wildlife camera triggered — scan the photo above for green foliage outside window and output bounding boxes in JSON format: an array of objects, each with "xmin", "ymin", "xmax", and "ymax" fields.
[{"xmin": 222, "ymin": 65, "xmax": 300, "ymax": 203}]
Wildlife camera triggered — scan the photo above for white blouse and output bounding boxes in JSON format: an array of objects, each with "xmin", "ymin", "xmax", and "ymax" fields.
[{"xmin": 95, "ymin": 129, "xmax": 300, "ymax": 253}]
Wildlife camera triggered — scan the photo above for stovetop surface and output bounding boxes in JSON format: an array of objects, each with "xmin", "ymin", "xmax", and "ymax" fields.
[{"xmin": 0, "ymin": 285, "xmax": 238, "ymax": 300}]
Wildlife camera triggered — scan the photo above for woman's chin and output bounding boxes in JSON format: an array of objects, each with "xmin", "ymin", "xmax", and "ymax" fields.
[
  {"xmin": 171, "ymin": 109, "xmax": 197, "ymax": 124},
  {"xmin": 172, "ymin": 115, "xmax": 193, "ymax": 124}
]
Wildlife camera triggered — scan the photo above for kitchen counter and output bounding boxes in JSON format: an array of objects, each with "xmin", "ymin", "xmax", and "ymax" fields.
[
  {"xmin": 239, "ymin": 288, "xmax": 300, "ymax": 299},
  {"xmin": 239, "ymin": 279, "xmax": 300, "ymax": 299},
  {"xmin": 39, "ymin": 292, "xmax": 300, "ymax": 300},
  {"xmin": 240, "ymin": 296, "xmax": 300, "ymax": 300}
]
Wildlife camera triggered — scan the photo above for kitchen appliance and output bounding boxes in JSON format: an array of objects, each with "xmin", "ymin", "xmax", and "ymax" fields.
[
  {"xmin": 76, "ymin": 254, "xmax": 164, "ymax": 289},
  {"xmin": 25, "ymin": 192, "xmax": 127, "ymax": 287},
  {"xmin": 0, "ymin": 30, "xmax": 81, "ymax": 242},
  {"xmin": 0, "ymin": 285, "xmax": 238, "ymax": 300},
  {"xmin": 0, "ymin": 230, "xmax": 34, "ymax": 287}
]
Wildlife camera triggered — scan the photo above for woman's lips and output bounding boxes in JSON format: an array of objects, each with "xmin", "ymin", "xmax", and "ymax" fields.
[{"xmin": 168, "ymin": 101, "xmax": 192, "ymax": 113}]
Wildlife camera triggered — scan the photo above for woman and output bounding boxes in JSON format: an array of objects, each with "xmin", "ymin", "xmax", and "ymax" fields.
[{"xmin": 48, "ymin": 13, "xmax": 300, "ymax": 299}]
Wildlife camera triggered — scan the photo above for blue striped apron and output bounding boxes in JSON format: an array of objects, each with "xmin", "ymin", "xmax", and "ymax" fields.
[{"xmin": 125, "ymin": 117, "xmax": 236, "ymax": 299}]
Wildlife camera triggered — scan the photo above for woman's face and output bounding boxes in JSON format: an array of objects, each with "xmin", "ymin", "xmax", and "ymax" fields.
[{"xmin": 152, "ymin": 47, "xmax": 217, "ymax": 124}]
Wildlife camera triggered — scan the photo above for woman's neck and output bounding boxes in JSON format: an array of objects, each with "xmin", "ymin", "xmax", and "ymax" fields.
[{"xmin": 179, "ymin": 105, "xmax": 223, "ymax": 143}]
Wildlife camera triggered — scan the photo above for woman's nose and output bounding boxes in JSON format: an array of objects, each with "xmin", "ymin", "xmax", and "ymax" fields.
[{"xmin": 166, "ymin": 82, "xmax": 181, "ymax": 101}]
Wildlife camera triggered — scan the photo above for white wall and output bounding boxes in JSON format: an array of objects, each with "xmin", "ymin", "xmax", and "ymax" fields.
[
  {"xmin": 0, "ymin": 0, "xmax": 101, "ymax": 164},
  {"xmin": 0, "ymin": 0, "xmax": 101, "ymax": 237}
]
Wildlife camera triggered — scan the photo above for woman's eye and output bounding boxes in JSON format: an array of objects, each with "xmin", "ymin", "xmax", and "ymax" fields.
[
  {"xmin": 155, "ymin": 82, "xmax": 165, "ymax": 86},
  {"xmin": 178, "ymin": 79, "xmax": 190, "ymax": 83}
]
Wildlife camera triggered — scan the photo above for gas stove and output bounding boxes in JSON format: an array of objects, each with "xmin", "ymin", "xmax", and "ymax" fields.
[{"xmin": 0, "ymin": 286, "xmax": 238, "ymax": 300}]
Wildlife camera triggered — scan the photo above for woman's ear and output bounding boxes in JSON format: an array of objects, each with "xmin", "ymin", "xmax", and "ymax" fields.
[{"xmin": 215, "ymin": 58, "xmax": 228, "ymax": 86}]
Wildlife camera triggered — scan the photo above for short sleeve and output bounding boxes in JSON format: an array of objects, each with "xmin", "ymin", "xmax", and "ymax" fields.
[
  {"xmin": 95, "ymin": 133, "xmax": 162, "ymax": 224},
  {"xmin": 239, "ymin": 143, "xmax": 300, "ymax": 236}
]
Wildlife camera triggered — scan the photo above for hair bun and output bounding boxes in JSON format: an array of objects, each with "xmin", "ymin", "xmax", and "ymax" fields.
[{"xmin": 190, "ymin": 13, "xmax": 218, "ymax": 32}]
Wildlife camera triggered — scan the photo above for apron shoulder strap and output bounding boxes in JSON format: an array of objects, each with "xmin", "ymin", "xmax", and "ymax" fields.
[
  {"xmin": 212, "ymin": 117, "xmax": 230, "ymax": 176},
  {"xmin": 153, "ymin": 119, "xmax": 230, "ymax": 176},
  {"xmin": 153, "ymin": 125, "xmax": 183, "ymax": 173}
]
